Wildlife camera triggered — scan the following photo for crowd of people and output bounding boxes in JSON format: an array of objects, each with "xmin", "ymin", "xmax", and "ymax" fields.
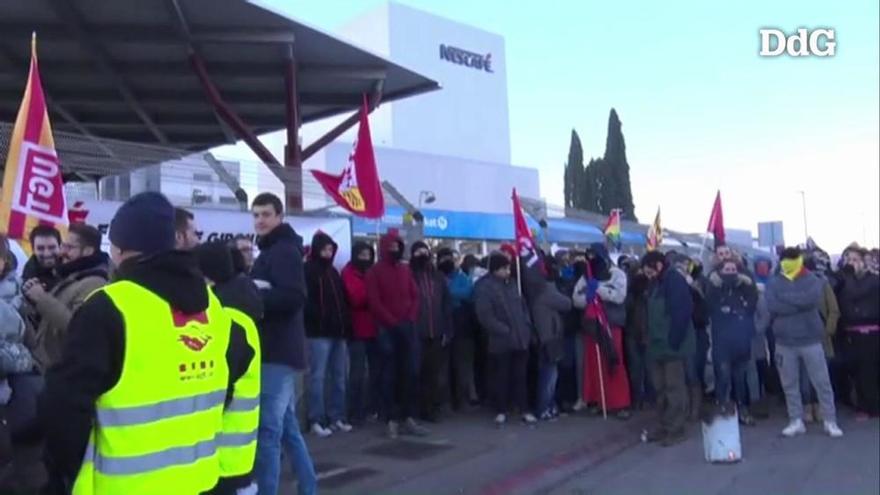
[{"xmin": 0, "ymin": 190, "xmax": 877, "ymax": 494}]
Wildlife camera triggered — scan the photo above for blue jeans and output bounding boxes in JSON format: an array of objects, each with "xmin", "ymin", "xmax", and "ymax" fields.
[
  {"xmin": 254, "ymin": 364, "xmax": 317, "ymax": 495},
  {"xmin": 714, "ymin": 357, "xmax": 749, "ymax": 407},
  {"xmin": 307, "ymin": 338, "xmax": 348, "ymax": 425},
  {"xmin": 349, "ymin": 338, "xmax": 382, "ymax": 421},
  {"xmin": 378, "ymin": 323, "xmax": 421, "ymax": 421},
  {"xmin": 537, "ymin": 357, "xmax": 559, "ymax": 415}
]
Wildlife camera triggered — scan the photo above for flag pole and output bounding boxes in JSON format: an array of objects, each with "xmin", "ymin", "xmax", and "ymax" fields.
[
  {"xmin": 596, "ymin": 341, "xmax": 608, "ymax": 420},
  {"xmin": 516, "ymin": 255, "xmax": 522, "ymax": 295}
]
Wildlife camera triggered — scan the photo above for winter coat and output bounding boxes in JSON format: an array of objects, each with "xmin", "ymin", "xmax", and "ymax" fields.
[
  {"xmin": 646, "ymin": 268, "xmax": 695, "ymax": 361},
  {"xmin": 342, "ymin": 262, "xmax": 378, "ymax": 340},
  {"xmin": 21, "ymin": 256, "xmax": 58, "ymax": 291},
  {"xmin": 0, "ymin": 270, "xmax": 23, "ymax": 310},
  {"xmin": 251, "ymin": 223, "xmax": 308, "ymax": 370},
  {"xmin": 28, "ymin": 252, "xmax": 110, "ymax": 372},
  {"xmin": 625, "ymin": 270, "xmax": 650, "ymax": 344},
  {"xmin": 765, "ymin": 270, "xmax": 825, "ymax": 348},
  {"xmin": 0, "ymin": 271, "xmax": 34, "ymax": 375},
  {"xmin": 572, "ymin": 266, "xmax": 627, "ymax": 327},
  {"xmin": 447, "ymin": 269, "xmax": 479, "ymax": 340},
  {"xmin": 836, "ymin": 271, "xmax": 880, "ymax": 329},
  {"xmin": 706, "ymin": 275, "xmax": 758, "ymax": 363},
  {"xmin": 817, "ymin": 278, "xmax": 840, "ymax": 357},
  {"xmin": 365, "ymin": 231, "xmax": 419, "ymax": 329},
  {"xmin": 38, "ymin": 251, "xmax": 255, "ymax": 490},
  {"xmin": 304, "ymin": 233, "xmax": 350, "ymax": 340},
  {"xmin": 475, "ymin": 275, "xmax": 533, "ymax": 354},
  {"xmin": 555, "ymin": 275, "xmax": 582, "ymax": 338},
  {"xmin": 753, "ymin": 292, "xmax": 771, "ymax": 361},
  {"xmin": 447, "ymin": 270, "xmax": 474, "ymax": 310},
  {"xmin": 213, "ymin": 274, "xmax": 264, "ymax": 324},
  {"xmin": 411, "ymin": 266, "xmax": 453, "ymax": 341},
  {"xmin": 528, "ymin": 281, "xmax": 572, "ymax": 362}
]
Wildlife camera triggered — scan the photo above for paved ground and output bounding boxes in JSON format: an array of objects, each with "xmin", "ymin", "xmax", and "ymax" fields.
[
  {"xmin": 281, "ymin": 408, "xmax": 652, "ymax": 495},
  {"xmin": 547, "ymin": 413, "xmax": 880, "ymax": 495}
]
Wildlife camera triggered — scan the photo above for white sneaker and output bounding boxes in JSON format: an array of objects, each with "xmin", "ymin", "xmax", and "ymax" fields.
[
  {"xmin": 331, "ymin": 420, "xmax": 353, "ymax": 433},
  {"xmin": 494, "ymin": 414, "xmax": 507, "ymax": 426},
  {"xmin": 522, "ymin": 413, "xmax": 538, "ymax": 425},
  {"xmin": 823, "ymin": 421, "xmax": 844, "ymax": 438},
  {"xmin": 781, "ymin": 419, "xmax": 806, "ymax": 437},
  {"xmin": 572, "ymin": 400, "xmax": 587, "ymax": 412},
  {"xmin": 311, "ymin": 422, "xmax": 333, "ymax": 438}
]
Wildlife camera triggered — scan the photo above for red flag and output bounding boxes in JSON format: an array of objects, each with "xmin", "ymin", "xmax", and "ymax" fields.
[
  {"xmin": 707, "ymin": 190, "xmax": 725, "ymax": 248},
  {"xmin": 1, "ymin": 35, "xmax": 68, "ymax": 247},
  {"xmin": 512, "ymin": 188, "xmax": 539, "ymax": 268},
  {"xmin": 311, "ymin": 97, "xmax": 384, "ymax": 218}
]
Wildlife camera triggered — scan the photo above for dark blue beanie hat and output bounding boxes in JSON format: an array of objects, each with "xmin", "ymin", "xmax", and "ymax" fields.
[{"xmin": 109, "ymin": 192, "xmax": 176, "ymax": 255}]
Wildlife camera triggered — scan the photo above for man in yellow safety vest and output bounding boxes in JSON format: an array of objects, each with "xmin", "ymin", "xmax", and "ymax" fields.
[{"xmin": 39, "ymin": 192, "xmax": 255, "ymax": 495}]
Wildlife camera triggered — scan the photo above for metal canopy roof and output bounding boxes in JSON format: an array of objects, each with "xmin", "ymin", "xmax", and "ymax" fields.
[{"xmin": 0, "ymin": 0, "xmax": 439, "ymax": 160}]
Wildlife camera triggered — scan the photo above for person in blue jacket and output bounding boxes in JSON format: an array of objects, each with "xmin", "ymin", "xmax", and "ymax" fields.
[{"xmin": 707, "ymin": 259, "xmax": 759, "ymax": 425}]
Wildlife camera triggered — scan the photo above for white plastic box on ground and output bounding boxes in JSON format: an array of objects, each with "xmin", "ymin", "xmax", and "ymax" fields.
[{"xmin": 702, "ymin": 409, "xmax": 743, "ymax": 463}]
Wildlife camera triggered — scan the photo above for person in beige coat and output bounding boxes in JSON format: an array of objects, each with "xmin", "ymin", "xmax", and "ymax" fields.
[
  {"xmin": 798, "ymin": 255, "xmax": 840, "ymax": 423},
  {"xmin": 23, "ymin": 224, "xmax": 109, "ymax": 371}
]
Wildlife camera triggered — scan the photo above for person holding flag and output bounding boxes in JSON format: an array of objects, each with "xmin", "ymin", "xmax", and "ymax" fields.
[{"xmin": 572, "ymin": 243, "xmax": 632, "ymax": 419}]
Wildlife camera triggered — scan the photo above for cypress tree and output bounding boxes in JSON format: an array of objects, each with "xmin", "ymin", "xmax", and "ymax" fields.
[
  {"xmin": 563, "ymin": 129, "xmax": 585, "ymax": 209},
  {"xmin": 603, "ymin": 109, "xmax": 637, "ymax": 221}
]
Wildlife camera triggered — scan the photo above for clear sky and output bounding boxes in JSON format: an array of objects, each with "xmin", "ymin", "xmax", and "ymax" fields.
[{"xmin": 256, "ymin": 0, "xmax": 879, "ymax": 254}]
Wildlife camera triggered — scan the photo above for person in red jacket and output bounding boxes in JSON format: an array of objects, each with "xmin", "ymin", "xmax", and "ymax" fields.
[
  {"xmin": 365, "ymin": 229, "xmax": 429, "ymax": 438},
  {"xmin": 342, "ymin": 241, "xmax": 381, "ymax": 424}
]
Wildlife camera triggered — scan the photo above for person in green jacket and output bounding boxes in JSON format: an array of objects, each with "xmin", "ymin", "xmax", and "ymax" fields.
[{"xmin": 641, "ymin": 251, "xmax": 695, "ymax": 447}]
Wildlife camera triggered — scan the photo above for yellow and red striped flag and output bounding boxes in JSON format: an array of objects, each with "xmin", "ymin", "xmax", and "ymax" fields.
[
  {"xmin": 1, "ymin": 34, "xmax": 68, "ymax": 248},
  {"xmin": 646, "ymin": 207, "xmax": 662, "ymax": 251}
]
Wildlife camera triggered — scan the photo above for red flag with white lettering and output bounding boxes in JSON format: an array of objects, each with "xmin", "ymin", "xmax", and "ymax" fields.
[
  {"xmin": 512, "ymin": 188, "xmax": 540, "ymax": 269},
  {"xmin": 0, "ymin": 35, "xmax": 68, "ymax": 247},
  {"xmin": 310, "ymin": 97, "xmax": 385, "ymax": 219}
]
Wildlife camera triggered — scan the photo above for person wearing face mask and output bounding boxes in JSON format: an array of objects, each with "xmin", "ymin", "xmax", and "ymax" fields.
[
  {"xmin": 304, "ymin": 232, "xmax": 353, "ymax": 438},
  {"xmin": 365, "ymin": 230, "xmax": 428, "ymax": 438},
  {"xmin": 475, "ymin": 252, "xmax": 536, "ymax": 426},
  {"xmin": 437, "ymin": 248, "xmax": 479, "ymax": 411},
  {"xmin": 836, "ymin": 247, "xmax": 880, "ymax": 419},
  {"xmin": 342, "ymin": 242, "xmax": 381, "ymax": 425},
  {"xmin": 624, "ymin": 258, "xmax": 654, "ymax": 411},
  {"xmin": 409, "ymin": 242, "xmax": 453, "ymax": 423},
  {"xmin": 766, "ymin": 247, "xmax": 843, "ymax": 438},
  {"xmin": 572, "ymin": 244, "xmax": 631, "ymax": 420},
  {"xmin": 565, "ymin": 252, "xmax": 590, "ymax": 412},
  {"xmin": 555, "ymin": 250, "xmax": 585, "ymax": 412},
  {"xmin": 706, "ymin": 260, "xmax": 758, "ymax": 426}
]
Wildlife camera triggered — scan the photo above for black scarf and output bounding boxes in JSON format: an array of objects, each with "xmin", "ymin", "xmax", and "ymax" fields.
[{"xmin": 55, "ymin": 252, "xmax": 110, "ymax": 280}]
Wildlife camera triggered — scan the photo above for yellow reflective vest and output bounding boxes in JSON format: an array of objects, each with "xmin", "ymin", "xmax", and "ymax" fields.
[
  {"xmin": 73, "ymin": 280, "xmax": 231, "ymax": 495},
  {"xmin": 219, "ymin": 306, "xmax": 261, "ymax": 479}
]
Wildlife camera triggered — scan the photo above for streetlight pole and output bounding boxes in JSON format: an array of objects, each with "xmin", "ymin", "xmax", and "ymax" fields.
[{"xmin": 798, "ymin": 190, "xmax": 809, "ymax": 243}]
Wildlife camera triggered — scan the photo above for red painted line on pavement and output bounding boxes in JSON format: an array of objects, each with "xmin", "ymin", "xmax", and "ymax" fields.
[{"xmin": 479, "ymin": 419, "xmax": 650, "ymax": 495}]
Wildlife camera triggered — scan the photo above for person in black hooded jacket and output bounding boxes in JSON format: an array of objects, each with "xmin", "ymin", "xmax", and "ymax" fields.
[
  {"xmin": 410, "ymin": 241, "xmax": 453, "ymax": 422},
  {"xmin": 304, "ymin": 232, "xmax": 353, "ymax": 437},
  {"xmin": 195, "ymin": 241, "xmax": 263, "ymax": 324}
]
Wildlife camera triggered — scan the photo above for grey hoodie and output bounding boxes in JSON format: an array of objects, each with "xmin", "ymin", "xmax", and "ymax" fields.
[{"xmin": 765, "ymin": 270, "xmax": 824, "ymax": 347}]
